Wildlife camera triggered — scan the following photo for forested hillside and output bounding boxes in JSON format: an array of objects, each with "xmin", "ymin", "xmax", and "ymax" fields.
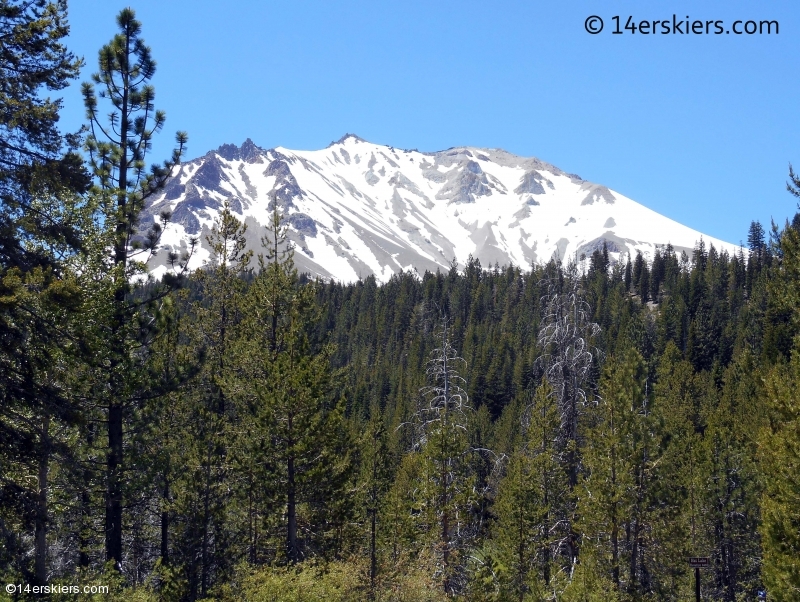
[
  {"xmin": 5, "ymin": 200, "xmax": 800, "ymax": 600},
  {"xmin": 2, "ymin": 3, "xmax": 800, "ymax": 601}
]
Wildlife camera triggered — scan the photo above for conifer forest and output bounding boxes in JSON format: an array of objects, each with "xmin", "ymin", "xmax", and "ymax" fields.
[{"xmin": 2, "ymin": 3, "xmax": 800, "ymax": 601}]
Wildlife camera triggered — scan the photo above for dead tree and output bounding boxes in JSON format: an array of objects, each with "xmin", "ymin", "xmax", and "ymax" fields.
[
  {"xmin": 413, "ymin": 318, "xmax": 475, "ymax": 596},
  {"xmin": 535, "ymin": 261, "xmax": 600, "ymax": 571}
]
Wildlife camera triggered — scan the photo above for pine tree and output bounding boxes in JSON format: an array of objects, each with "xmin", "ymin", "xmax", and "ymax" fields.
[
  {"xmin": 758, "ymin": 220, "xmax": 800, "ymax": 599},
  {"xmin": 760, "ymin": 352, "xmax": 800, "ymax": 600},
  {"xmin": 747, "ymin": 221, "xmax": 766, "ymax": 256},
  {"xmin": 0, "ymin": 0, "xmax": 87, "ymax": 271},
  {"xmin": 79, "ymin": 8, "xmax": 188, "ymax": 569},
  {"xmin": 650, "ymin": 249, "xmax": 665, "ymax": 302},
  {"xmin": 632, "ymin": 252, "xmax": 644, "ymax": 298},
  {"xmin": 235, "ymin": 201, "xmax": 352, "ymax": 565},
  {"xmin": 648, "ymin": 342, "xmax": 703, "ymax": 598},
  {"xmin": 175, "ymin": 202, "xmax": 250, "ymax": 598},
  {"xmin": 579, "ymin": 348, "xmax": 651, "ymax": 596},
  {"xmin": 357, "ymin": 405, "xmax": 393, "ymax": 598},
  {"xmin": 139, "ymin": 288, "xmax": 198, "ymax": 576},
  {"xmin": 0, "ymin": 256, "xmax": 85, "ymax": 583},
  {"xmin": 493, "ymin": 380, "xmax": 569, "ymax": 600},
  {"xmin": 0, "ymin": 0, "xmax": 93, "ymax": 583},
  {"xmin": 702, "ymin": 353, "xmax": 763, "ymax": 600},
  {"xmin": 624, "ymin": 253, "xmax": 632, "ymax": 292}
]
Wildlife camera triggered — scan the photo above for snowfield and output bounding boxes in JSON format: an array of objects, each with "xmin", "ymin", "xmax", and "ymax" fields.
[{"xmin": 143, "ymin": 134, "xmax": 739, "ymax": 283}]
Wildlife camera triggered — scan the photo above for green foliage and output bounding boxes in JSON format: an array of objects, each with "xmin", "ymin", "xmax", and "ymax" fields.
[
  {"xmin": 700, "ymin": 353, "xmax": 764, "ymax": 599},
  {"xmin": 75, "ymin": 6, "xmax": 191, "ymax": 571},
  {"xmin": 227, "ymin": 202, "xmax": 354, "ymax": 568},
  {"xmin": 756, "ymin": 222, "xmax": 800, "ymax": 600},
  {"xmin": 579, "ymin": 348, "xmax": 650, "ymax": 596},
  {"xmin": 4, "ymin": 9, "xmax": 800, "ymax": 598},
  {"xmin": 82, "ymin": 8, "xmax": 186, "ymax": 205},
  {"xmin": 760, "ymin": 353, "xmax": 800, "ymax": 599},
  {"xmin": 167, "ymin": 213, "xmax": 248, "ymax": 594},
  {"xmin": 355, "ymin": 406, "xmax": 394, "ymax": 596},
  {"xmin": 214, "ymin": 561, "xmax": 363, "ymax": 602},
  {"xmin": 647, "ymin": 343, "xmax": 704, "ymax": 596},
  {"xmin": 557, "ymin": 553, "xmax": 620, "ymax": 602},
  {"xmin": 492, "ymin": 381, "xmax": 567, "ymax": 600},
  {"xmin": 0, "ymin": 0, "xmax": 91, "ymax": 582},
  {"xmin": 0, "ymin": 0, "xmax": 87, "ymax": 270}
]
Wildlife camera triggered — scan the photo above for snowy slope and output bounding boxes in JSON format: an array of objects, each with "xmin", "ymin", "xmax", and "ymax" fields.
[{"xmin": 142, "ymin": 134, "xmax": 738, "ymax": 283}]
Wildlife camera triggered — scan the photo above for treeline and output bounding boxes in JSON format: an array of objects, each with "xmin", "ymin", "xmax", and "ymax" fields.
[{"xmin": 3, "ymin": 3, "xmax": 800, "ymax": 601}]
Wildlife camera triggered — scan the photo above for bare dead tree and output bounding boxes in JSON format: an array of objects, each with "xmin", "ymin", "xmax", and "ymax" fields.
[
  {"xmin": 534, "ymin": 261, "xmax": 601, "ymax": 572},
  {"xmin": 415, "ymin": 319, "xmax": 471, "ymax": 447},
  {"xmin": 412, "ymin": 317, "xmax": 475, "ymax": 596}
]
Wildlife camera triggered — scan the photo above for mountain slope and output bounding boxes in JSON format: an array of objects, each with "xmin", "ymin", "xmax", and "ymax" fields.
[{"xmin": 143, "ymin": 134, "xmax": 738, "ymax": 283}]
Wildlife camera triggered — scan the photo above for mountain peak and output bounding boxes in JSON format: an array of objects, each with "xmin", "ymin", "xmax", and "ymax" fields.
[
  {"xmin": 328, "ymin": 133, "xmax": 367, "ymax": 147},
  {"xmin": 215, "ymin": 138, "xmax": 263, "ymax": 163},
  {"xmin": 145, "ymin": 138, "xmax": 737, "ymax": 284}
]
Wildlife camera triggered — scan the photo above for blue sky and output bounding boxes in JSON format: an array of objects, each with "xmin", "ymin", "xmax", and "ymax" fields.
[{"xmin": 58, "ymin": 0, "xmax": 800, "ymax": 246}]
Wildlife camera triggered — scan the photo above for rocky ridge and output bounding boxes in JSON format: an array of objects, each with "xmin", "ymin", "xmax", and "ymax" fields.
[{"xmin": 144, "ymin": 134, "xmax": 738, "ymax": 283}]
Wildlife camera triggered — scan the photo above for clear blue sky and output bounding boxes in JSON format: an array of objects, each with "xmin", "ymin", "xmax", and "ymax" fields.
[{"xmin": 58, "ymin": 0, "xmax": 800, "ymax": 246}]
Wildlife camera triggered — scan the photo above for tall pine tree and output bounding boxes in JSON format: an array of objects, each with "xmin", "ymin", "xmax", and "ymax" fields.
[{"xmin": 80, "ymin": 7, "xmax": 187, "ymax": 569}]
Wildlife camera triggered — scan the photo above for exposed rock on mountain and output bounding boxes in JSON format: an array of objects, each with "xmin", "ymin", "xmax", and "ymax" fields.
[{"xmin": 144, "ymin": 135, "xmax": 737, "ymax": 283}]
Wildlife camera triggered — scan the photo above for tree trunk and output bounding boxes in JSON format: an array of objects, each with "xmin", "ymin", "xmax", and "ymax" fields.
[
  {"xmin": 106, "ymin": 401, "xmax": 123, "ymax": 566},
  {"xmin": 201, "ymin": 442, "xmax": 212, "ymax": 597},
  {"xmin": 442, "ymin": 507, "xmax": 450, "ymax": 594},
  {"xmin": 629, "ymin": 517, "xmax": 639, "ymax": 595},
  {"xmin": 34, "ymin": 414, "xmax": 50, "ymax": 584},
  {"xmin": 370, "ymin": 508, "xmax": 377, "ymax": 600},
  {"xmin": 287, "ymin": 453, "xmax": 298, "ymax": 563},
  {"xmin": 106, "ymin": 24, "xmax": 131, "ymax": 569},
  {"xmin": 518, "ymin": 520, "xmax": 525, "ymax": 602},
  {"xmin": 610, "ymin": 406, "xmax": 620, "ymax": 591},
  {"xmin": 248, "ymin": 476, "xmax": 255, "ymax": 564},
  {"xmin": 161, "ymin": 479, "xmax": 170, "ymax": 564},
  {"xmin": 79, "ymin": 426, "xmax": 94, "ymax": 569},
  {"xmin": 78, "ymin": 486, "xmax": 90, "ymax": 569}
]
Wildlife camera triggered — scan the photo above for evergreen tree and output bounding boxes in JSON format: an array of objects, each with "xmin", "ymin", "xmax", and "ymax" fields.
[
  {"xmin": 80, "ymin": 8, "xmax": 188, "ymax": 569},
  {"xmin": 493, "ymin": 380, "xmax": 569, "ymax": 600},
  {"xmin": 0, "ymin": 254, "xmax": 85, "ymax": 583},
  {"xmin": 0, "ymin": 0, "xmax": 87, "ymax": 270},
  {"xmin": 747, "ymin": 221, "xmax": 766, "ymax": 256},
  {"xmin": 747, "ymin": 222, "xmax": 767, "ymax": 292},
  {"xmin": 639, "ymin": 259, "xmax": 650, "ymax": 304},
  {"xmin": 357, "ymin": 405, "xmax": 393, "ymax": 598},
  {"xmin": 760, "ymin": 352, "xmax": 800, "ymax": 600},
  {"xmin": 579, "ymin": 348, "xmax": 655, "ymax": 597},
  {"xmin": 0, "ymin": 0, "xmax": 91, "ymax": 583},
  {"xmin": 140, "ymin": 288, "xmax": 197, "ymax": 576},
  {"xmin": 650, "ymin": 249, "xmax": 665, "ymax": 302},
  {"xmin": 236, "ymin": 202, "xmax": 352, "ymax": 565},
  {"xmin": 758, "ymin": 220, "xmax": 800, "ymax": 599},
  {"xmin": 702, "ymin": 354, "xmax": 764, "ymax": 600},
  {"xmin": 174, "ymin": 202, "xmax": 250, "ymax": 598},
  {"xmin": 632, "ymin": 252, "xmax": 644, "ymax": 299},
  {"xmin": 649, "ymin": 343, "xmax": 703, "ymax": 598},
  {"xmin": 624, "ymin": 253, "xmax": 632, "ymax": 292}
]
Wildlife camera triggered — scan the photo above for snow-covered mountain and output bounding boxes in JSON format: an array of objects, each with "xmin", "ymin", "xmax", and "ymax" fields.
[{"xmin": 143, "ymin": 134, "xmax": 737, "ymax": 283}]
